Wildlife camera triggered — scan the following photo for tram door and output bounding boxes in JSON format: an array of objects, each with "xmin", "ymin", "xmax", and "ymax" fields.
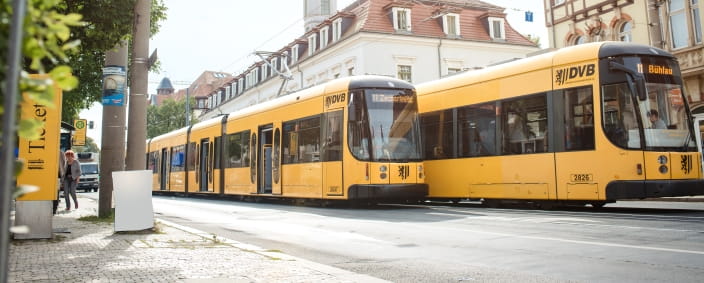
[
  {"xmin": 258, "ymin": 125, "xmax": 273, "ymax": 194},
  {"xmin": 694, "ymin": 114, "xmax": 704, "ymax": 173},
  {"xmin": 159, "ymin": 148, "xmax": 168, "ymax": 190},
  {"xmin": 199, "ymin": 139, "xmax": 210, "ymax": 192}
]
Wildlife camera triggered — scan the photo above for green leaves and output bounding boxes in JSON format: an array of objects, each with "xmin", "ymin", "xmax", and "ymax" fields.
[{"xmin": 49, "ymin": 65, "xmax": 78, "ymax": 90}]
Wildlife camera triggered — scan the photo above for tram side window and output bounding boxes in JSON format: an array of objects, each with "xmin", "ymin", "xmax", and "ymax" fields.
[
  {"xmin": 226, "ymin": 131, "xmax": 250, "ymax": 168},
  {"xmin": 148, "ymin": 151, "xmax": 158, "ymax": 173},
  {"xmin": 420, "ymin": 110, "xmax": 454, "ymax": 159},
  {"xmin": 186, "ymin": 142, "xmax": 196, "ymax": 171},
  {"xmin": 602, "ymin": 83, "xmax": 640, "ymax": 149},
  {"xmin": 283, "ymin": 115, "xmax": 321, "ymax": 164},
  {"xmin": 564, "ymin": 86, "xmax": 595, "ymax": 151},
  {"xmin": 214, "ymin": 136, "xmax": 222, "ymax": 169},
  {"xmin": 170, "ymin": 144, "xmax": 186, "ymax": 172},
  {"xmin": 502, "ymin": 94, "xmax": 548, "ymax": 154},
  {"xmin": 321, "ymin": 110, "xmax": 343, "ymax": 161},
  {"xmin": 459, "ymin": 103, "xmax": 497, "ymax": 157}
]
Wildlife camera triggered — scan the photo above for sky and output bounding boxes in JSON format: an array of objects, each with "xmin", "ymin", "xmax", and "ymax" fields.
[{"xmin": 80, "ymin": 0, "xmax": 548, "ymax": 146}]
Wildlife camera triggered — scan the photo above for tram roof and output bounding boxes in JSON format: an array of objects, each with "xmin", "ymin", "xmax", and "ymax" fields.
[{"xmin": 416, "ymin": 42, "xmax": 675, "ymax": 96}]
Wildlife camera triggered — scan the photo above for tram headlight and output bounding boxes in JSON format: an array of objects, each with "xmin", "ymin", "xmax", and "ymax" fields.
[
  {"xmin": 418, "ymin": 165, "xmax": 424, "ymax": 179},
  {"xmin": 659, "ymin": 165, "xmax": 668, "ymax": 174},
  {"xmin": 380, "ymin": 173, "xmax": 388, "ymax": 179},
  {"xmin": 379, "ymin": 165, "xmax": 388, "ymax": 172},
  {"xmin": 657, "ymin": 155, "xmax": 668, "ymax": 165}
]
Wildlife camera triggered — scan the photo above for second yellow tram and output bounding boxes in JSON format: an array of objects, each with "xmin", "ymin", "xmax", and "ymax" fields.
[{"xmin": 416, "ymin": 42, "xmax": 703, "ymax": 207}]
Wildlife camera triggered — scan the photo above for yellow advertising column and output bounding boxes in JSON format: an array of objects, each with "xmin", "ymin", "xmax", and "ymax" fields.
[{"xmin": 15, "ymin": 75, "xmax": 62, "ymax": 239}]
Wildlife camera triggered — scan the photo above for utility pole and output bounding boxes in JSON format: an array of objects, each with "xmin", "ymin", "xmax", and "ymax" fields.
[
  {"xmin": 186, "ymin": 88, "xmax": 191, "ymax": 127},
  {"xmin": 0, "ymin": 1, "xmax": 27, "ymax": 281},
  {"xmin": 126, "ymin": 0, "xmax": 150, "ymax": 170},
  {"xmin": 99, "ymin": 42, "xmax": 128, "ymax": 218}
]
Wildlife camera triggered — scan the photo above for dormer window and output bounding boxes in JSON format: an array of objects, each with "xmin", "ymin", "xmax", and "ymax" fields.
[
  {"xmin": 393, "ymin": 7, "xmax": 412, "ymax": 31},
  {"xmin": 291, "ymin": 45, "xmax": 299, "ymax": 63},
  {"xmin": 488, "ymin": 17, "xmax": 505, "ymax": 40},
  {"xmin": 261, "ymin": 63, "xmax": 268, "ymax": 80},
  {"xmin": 332, "ymin": 18, "xmax": 342, "ymax": 42},
  {"xmin": 320, "ymin": 26, "xmax": 329, "ymax": 49},
  {"xmin": 443, "ymin": 13, "xmax": 460, "ymax": 36},
  {"xmin": 270, "ymin": 58, "xmax": 278, "ymax": 76},
  {"xmin": 308, "ymin": 34, "xmax": 317, "ymax": 55}
]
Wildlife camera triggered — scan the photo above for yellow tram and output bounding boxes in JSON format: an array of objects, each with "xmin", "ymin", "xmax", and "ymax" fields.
[
  {"xmin": 147, "ymin": 75, "xmax": 427, "ymax": 203},
  {"xmin": 416, "ymin": 42, "xmax": 704, "ymax": 207}
]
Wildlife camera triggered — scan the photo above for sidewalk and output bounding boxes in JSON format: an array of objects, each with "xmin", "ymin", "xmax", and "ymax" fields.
[{"xmin": 8, "ymin": 196, "xmax": 386, "ymax": 282}]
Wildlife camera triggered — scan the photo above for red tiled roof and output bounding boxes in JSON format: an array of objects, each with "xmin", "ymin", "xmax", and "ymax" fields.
[
  {"xmin": 186, "ymin": 71, "xmax": 233, "ymax": 98},
  {"xmin": 347, "ymin": 0, "xmax": 535, "ymax": 46}
]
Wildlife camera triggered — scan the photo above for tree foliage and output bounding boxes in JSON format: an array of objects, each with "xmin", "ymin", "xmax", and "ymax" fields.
[
  {"xmin": 56, "ymin": 0, "xmax": 167, "ymax": 122},
  {"xmin": 147, "ymin": 97, "xmax": 196, "ymax": 139},
  {"xmin": 1, "ymin": 0, "xmax": 82, "ymax": 139},
  {"xmin": 1, "ymin": 0, "xmax": 82, "ymax": 199},
  {"xmin": 72, "ymin": 136, "xmax": 99, "ymax": 153}
]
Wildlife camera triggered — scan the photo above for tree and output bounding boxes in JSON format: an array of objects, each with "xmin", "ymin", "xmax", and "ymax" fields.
[
  {"xmin": 56, "ymin": 0, "xmax": 167, "ymax": 122},
  {"xmin": 147, "ymin": 97, "xmax": 196, "ymax": 138},
  {"xmin": 72, "ymin": 136, "xmax": 99, "ymax": 153},
  {"xmin": 1, "ymin": 0, "xmax": 82, "ymax": 180}
]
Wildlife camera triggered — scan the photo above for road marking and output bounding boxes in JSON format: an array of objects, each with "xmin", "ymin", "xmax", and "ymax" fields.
[{"xmin": 463, "ymin": 229, "xmax": 704, "ymax": 255}]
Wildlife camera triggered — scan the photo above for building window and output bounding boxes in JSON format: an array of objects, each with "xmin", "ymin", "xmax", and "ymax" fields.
[
  {"xmin": 225, "ymin": 86, "xmax": 231, "ymax": 100},
  {"xmin": 270, "ymin": 59, "xmax": 278, "ymax": 76},
  {"xmin": 320, "ymin": 0, "xmax": 330, "ymax": 14},
  {"xmin": 332, "ymin": 18, "xmax": 342, "ymax": 42},
  {"xmin": 448, "ymin": 67, "xmax": 461, "ymax": 74},
  {"xmin": 671, "ymin": 0, "xmax": 688, "ymax": 48},
  {"xmin": 667, "ymin": 0, "xmax": 701, "ymax": 48},
  {"xmin": 397, "ymin": 65, "xmax": 412, "ymax": 82},
  {"xmin": 488, "ymin": 17, "xmax": 505, "ymax": 40},
  {"xmin": 443, "ymin": 13, "xmax": 460, "ymax": 36},
  {"xmin": 554, "ymin": 0, "xmax": 565, "ymax": 6},
  {"xmin": 573, "ymin": 35, "xmax": 586, "ymax": 45},
  {"xmin": 320, "ymin": 26, "xmax": 329, "ymax": 49},
  {"xmin": 238, "ymin": 78, "xmax": 244, "ymax": 94},
  {"xmin": 308, "ymin": 34, "xmax": 317, "ymax": 55},
  {"xmin": 261, "ymin": 64, "xmax": 268, "ymax": 80},
  {"xmin": 618, "ymin": 21, "xmax": 632, "ymax": 42},
  {"xmin": 291, "ymin": 45, "xmax": 299, "ymax": 63},
  {"xmin": 348, "ymin": 67, "xmax": 354, "ymax": 76},
  {"xmin": 692, "ymin": 0, "xmax": 702, "ymax": 43},
  {"xmin": 393, "ymin": 7, "xmax": 412, "ymax": 31}
]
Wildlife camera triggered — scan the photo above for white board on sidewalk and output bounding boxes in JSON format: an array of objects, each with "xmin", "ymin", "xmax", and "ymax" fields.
[{"xmin": 113, "ymin": 170, "xmax": 153, "ymax": 232}]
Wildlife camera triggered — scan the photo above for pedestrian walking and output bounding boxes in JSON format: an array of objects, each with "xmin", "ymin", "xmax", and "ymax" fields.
[{"xmin": 62, "ymin": 150, "xmax": 81, "ymax": 210}]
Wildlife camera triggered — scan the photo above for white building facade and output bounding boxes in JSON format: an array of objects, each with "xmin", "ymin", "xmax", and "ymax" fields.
[{"xmin": 201, "ymin": 0, "xmax": 539, "ymax": 120}]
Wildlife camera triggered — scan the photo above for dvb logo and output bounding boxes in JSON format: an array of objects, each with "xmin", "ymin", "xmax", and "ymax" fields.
[{"xmin": 555, "ymin": 64, "xmax": 595, "ymax": 85}]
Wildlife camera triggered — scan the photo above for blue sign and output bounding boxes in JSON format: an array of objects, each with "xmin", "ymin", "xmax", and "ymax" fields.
[
  {"xmin": 102, "ymin": 65, "xmax": 127, "ymax": 106},
  {"xmin": 525, "ymin": 11, "xmax": 534, "ymax": 22}
]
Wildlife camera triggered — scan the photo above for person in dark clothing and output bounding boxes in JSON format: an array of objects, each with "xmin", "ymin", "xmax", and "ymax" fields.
[{"xmin": 62, "ymin": 150, "xmax": 81, "ymax": 210}]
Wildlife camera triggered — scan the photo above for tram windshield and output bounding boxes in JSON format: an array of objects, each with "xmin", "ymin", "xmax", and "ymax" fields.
[
  {"xmin": 602, "ymin": 56, "xmax": 697, "ymax": 151},
  {"xmin": 348, "ymin": 89, "xmax": 422, "ymax": 162}
]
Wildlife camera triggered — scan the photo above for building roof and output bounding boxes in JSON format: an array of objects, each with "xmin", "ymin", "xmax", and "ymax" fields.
[
  {"xmin": 186, "ymin": 71, "xmax": 233, "ymax": 98},
  {"xmin": 156, "ymin": 77, "xmax": 175, "ymax": 91},
  {"xmin": 345, "ymin": 0, "xmax": 534, "ymax": 46}
]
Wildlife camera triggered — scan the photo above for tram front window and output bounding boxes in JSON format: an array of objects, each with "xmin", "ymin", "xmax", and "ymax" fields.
[
  {"xmin": 348, "ymin": 89, "xmax": 422, "ymax": 162},
  {"xmin": 602, "ymin": 55, "xmax": 697, "ymax": 151},
  {"xmin": 640, "ymin": 82, "xmax": 696, "ymax": 150}
]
